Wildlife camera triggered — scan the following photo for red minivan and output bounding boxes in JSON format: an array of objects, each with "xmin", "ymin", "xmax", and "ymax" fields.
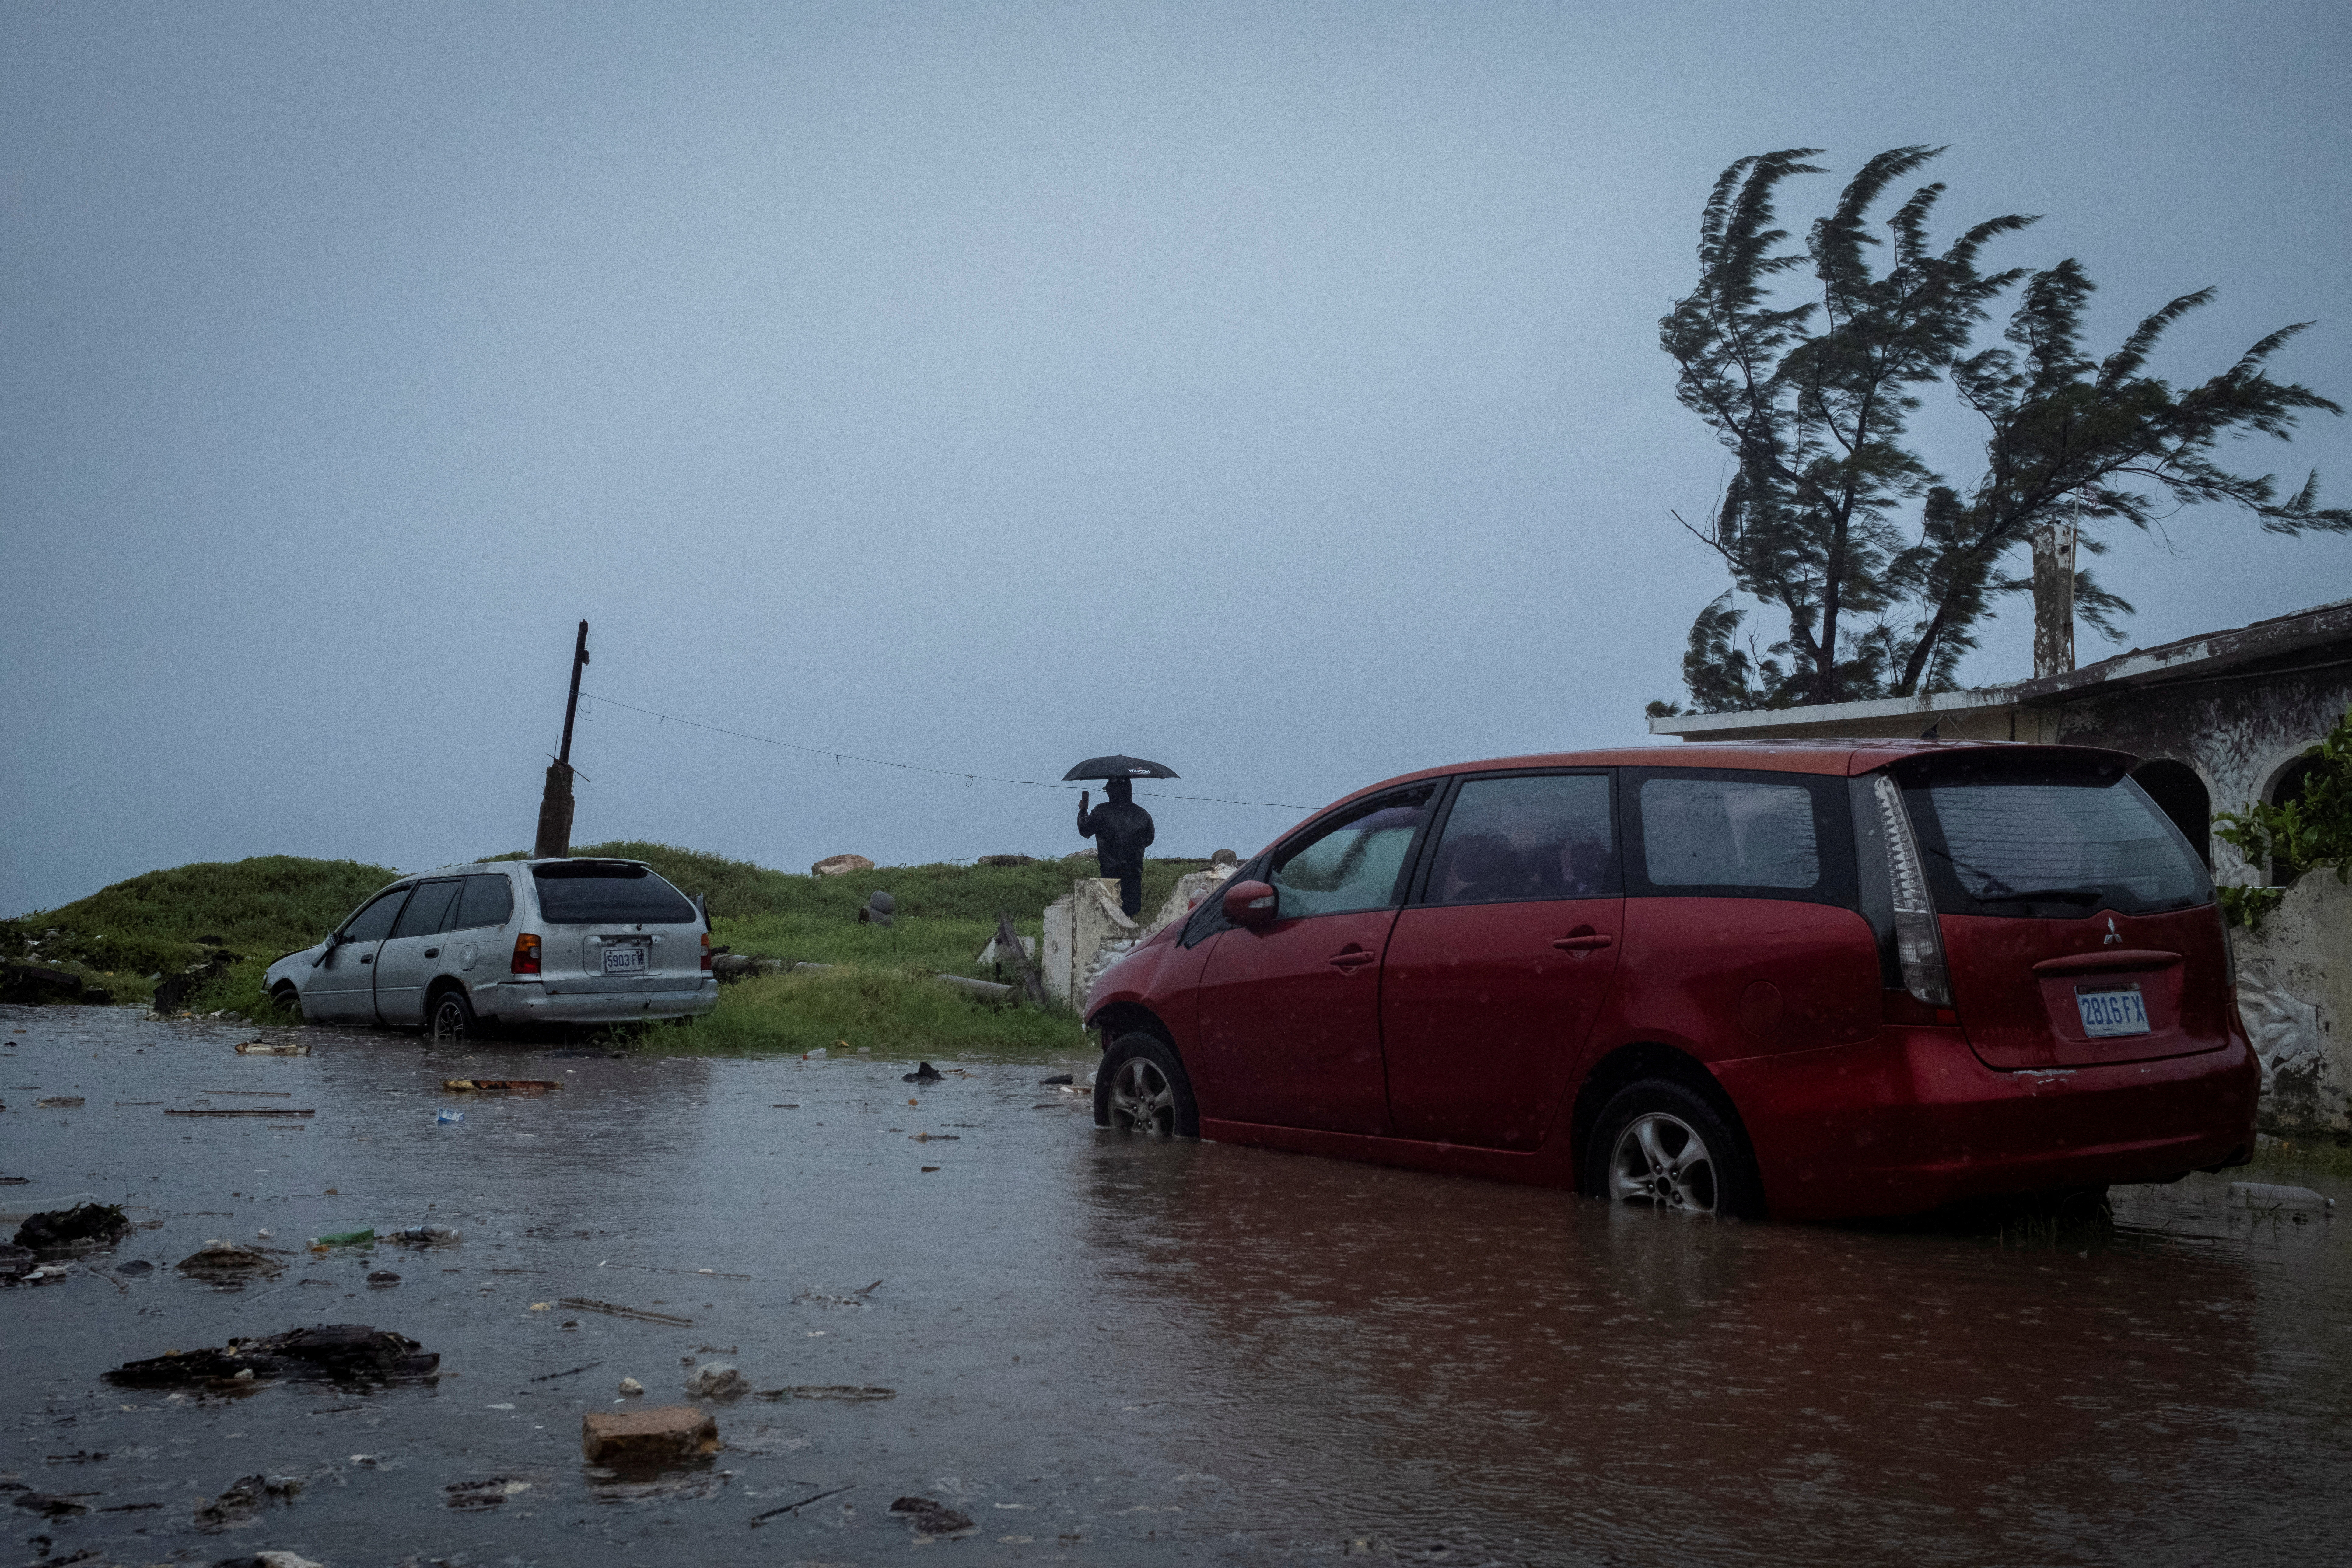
[{"xmin": 1083, "ymin": 741, "xmax": 2258, "ymax": 1221}]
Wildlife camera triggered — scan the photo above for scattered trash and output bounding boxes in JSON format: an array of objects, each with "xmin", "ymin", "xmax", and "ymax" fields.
[
  {"xmin": 233, "ymin": 1040, "xmax": 310, "ymax": 1055},
  {"xmin": 749, "ymin": 1482, "xmax": 856, "ymax": 1525},
  {"xmin": 250, "ymin": 1552, "xmax": 327, "ymax": 1568},
  {"xmin": 443, "ymin": 1078, "xmax": 562, "ymax": 1092},
  {"xmin": 891, "ymin": 1495, "xmax": 977, "ymax": 1535},
  {"xmin": 0, "ymin": 1243, "xmax": 35, "ymax": 1281},
  {"xmin": 1038, "ymin": 1074, "xmax": 1075, "ymax": 1086},
  {"xmin": 176, "ymin": 1240, "xmax": 289, "ymax": 1284},
  {"xmin": 559, "ymin": 1296, "xmax": 694, "ymax": 1327},
  {"xmin": 684, "ymin": 1362, "xmax": 748, "ymax": 1399},
  {"xmin": 618, "ymin": 1377, "xmax": 645, "ymax": 1395},
  {"xmin": 193, "ymin": 1471, "xmax": 303, "ymax": 1530},
  {"xmin": 904, "ymin": 1062, "xmax": 943, "ymax": 1083},
  {"xmin": 436, "ymin": 1109, "xmax": 464, "ymax": 1125},
  {"xmin": 922, "ymin": 1166, "xmax": 940, "ymax": 1173},
  {"xmin": 311, "ymin": 1227, "xmax": 375, "ymax": 1248},
  {"xmin": 755, "ymin": 1384, "xmax": 896, "ymax": 1402},
  {"xmin": 444, "ymin": 1477, "xmax": 533, "ymax": 1510},
  {"xmin": 166, "ymin": 1107, "xmax": 316, "ymax": 1118},
  {"xmin": 367, "ymin": 1271, "xmax": 401, "ymax": 1286},
  {"xmin": 386, "ymin": 1224, "xmax": 462, "ymax": 1246},
  {"xmin": 14, "ymin": 1201, "xmax": 131, "ymax": 1253},
  {"xmin": 771, "ymin": 1103, "xmax": 800, "ymax": 1109},
  {"xmin": 2229, "ymin": 1181, "xmax": 2336, "ymax": 1211},
  {"xmin": 0, "ymin": 1190, "xmax": 97, "ymax": 1227},
  {"xmin": 911, "ymin": 1132, "xmax": 960, "ymax": 1143},
  {"xmin": 12, "ymin": 1491, "xmax": 88, "ymax": 1517},
  {"xmin": 200, "ymin": 1089, "xmax": 295, "ymax": 1097},
  {"xmin": 580, "ymin": 1405, "xmax": 721, "ymax": 1465},
  {"xmin": 35, "ymin": 1095, "xmax": 84, "ymax": 1108},
  {"xmin": 803, "ymin": 1047, "xmax": 827, "ymax": 1061},
  {"xmin": 107, "ymin": 1324, "xmax": 439, "ymax": 1388}
]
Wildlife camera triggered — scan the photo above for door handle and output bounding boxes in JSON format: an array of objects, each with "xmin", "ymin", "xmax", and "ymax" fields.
[
  {"xmin": 1328, "ymin": 947, "xmax": 1377, "ymax": 971},
  {"xmin": 359, "ymin": 954, "xmax": 373, "ymax": 964},
  {"xmin": 423, "ymin": 948, "xmax": 439, "ymax": 959},
  {"xmin": 1552, "ymin": 932, "xmax": 1613, "ymax": 953}
]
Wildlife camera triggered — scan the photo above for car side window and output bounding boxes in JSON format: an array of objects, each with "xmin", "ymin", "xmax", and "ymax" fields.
[
  {"xmin": 1420, "ymin": 773, "xmax": 1615, "ymax": 905},
  {"xmin": 1640, "ymin": 776, "xmax": 1819, "ymax": 888},
  {"xmin": 341, "ymin": 887, "xmax": 411, "ymax": 943},
  {"xmin": 391, "ymin": 880, "xmax": 463, "ymax": 939},
  {"xmin": 454, "ymin": 874, "xmax": 515, "ymax": 930},
  {"xmin": 1619, "ymin": 767, "xmax": 1857, "ymax": 907},
  {"xmin": 1268, "ymin": 784, "xmax": 1437, "ymax": 919}
]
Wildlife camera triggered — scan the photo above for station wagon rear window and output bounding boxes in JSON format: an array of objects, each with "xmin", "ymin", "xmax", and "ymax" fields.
[
  {"xmin": 1895, "ymin": 761, "xmax": 2210, "ymax": 918},
  {"xmin": 531, "ymin": 863, "xmax": 698, "ymax": 925}
]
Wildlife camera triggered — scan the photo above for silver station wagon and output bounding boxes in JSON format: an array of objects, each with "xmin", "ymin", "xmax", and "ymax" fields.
[{"xmin": 265, "ymin": 858, "xmax": 717, "ymax": 1039}]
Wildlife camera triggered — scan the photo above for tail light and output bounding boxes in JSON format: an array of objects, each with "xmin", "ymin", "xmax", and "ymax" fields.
[
  {"xmin": 700, "ymin": 931, "xmax": 712, "ymax": 973},
  {"xmin": 510, "ymin": 933, "xmax": 542, "ymax": 976},
  {"xmin": 1872, "ymin": 774, "xmax": 1951, "ymax": 1007}
]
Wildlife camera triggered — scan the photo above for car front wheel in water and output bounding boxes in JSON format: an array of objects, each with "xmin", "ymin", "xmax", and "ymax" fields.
[{"xmin": 1094, "ymin": 1032, "xmax": 1200, "ymax": 1138}]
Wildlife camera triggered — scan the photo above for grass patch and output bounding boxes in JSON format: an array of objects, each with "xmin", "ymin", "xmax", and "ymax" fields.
[
  {"xmin": 652, "ymin": 965, "xmax": 1089, "ymax": 1057},
  {"xmin": 2242, "ymin": 1135, "xmax": 2352, "ymax": 1185},
  {"xmin": 4, "ymin": 853, "xmax": 397, "ymax": 1008}
]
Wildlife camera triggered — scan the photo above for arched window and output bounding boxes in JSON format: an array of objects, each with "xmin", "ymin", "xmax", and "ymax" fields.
[
  {"xmin": 2131, "ymin": 759, "xmax": 2210, "ymax": 871},
  {"xmin": 2268, "ymin": 753, "xmax": 2329, "ymax": 885}
]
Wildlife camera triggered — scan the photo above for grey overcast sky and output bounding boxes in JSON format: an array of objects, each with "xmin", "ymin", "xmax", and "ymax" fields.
[{"xmin": 5, "ymin": 1, "xmax": 2350, "ymax": 915}]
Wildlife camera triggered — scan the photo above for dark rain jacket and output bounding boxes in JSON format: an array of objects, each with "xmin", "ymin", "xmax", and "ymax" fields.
[{"xmin": 1078, "ymin": 798, "xmax": 1155, "ymax": 877}]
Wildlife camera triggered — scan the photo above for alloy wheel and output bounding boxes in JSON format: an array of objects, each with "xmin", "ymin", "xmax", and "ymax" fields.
[
  {"xmin": 1108, "ymin": 1057, "xmax": 1177, "ymax": 1135},
  {"xmin": 430, "ymin": 995, "xmax": 469, "ymax": 1045},
  {"xmin": 1607, "ymin": 1111, "xmax": 1719, "ymax": 1214}
]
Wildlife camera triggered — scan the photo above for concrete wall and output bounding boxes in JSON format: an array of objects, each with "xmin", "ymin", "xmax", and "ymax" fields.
[
  {"xmin": 2053, "ymin": 665, "xmax": 2352, "ymax": 888},
  {"xmin": 1040, "ymin": 878, "xmax": 1140, "ymax": 1006},
  {"xmin": 2235, "ymin": 872, "xmax": 2352, "ymax": 1132}
]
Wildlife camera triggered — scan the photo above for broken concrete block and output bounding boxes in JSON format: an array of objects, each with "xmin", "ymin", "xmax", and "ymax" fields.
[
  {"xmin": 811, "ymin": 853, "xmax": 874, "ymax": 877},
  {"xmin": 581, "ymin": 1405, "xmax": 721, "ymax": 1465},
  {"xmin": 683, "ymin": 1362, "xmax": 747, "ymax": 1399}
]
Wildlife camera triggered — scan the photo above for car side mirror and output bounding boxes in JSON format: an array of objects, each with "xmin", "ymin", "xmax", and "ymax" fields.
[{"xmin": 1223, "ymin": 879, "xmax": 1279, "ymax": 930}]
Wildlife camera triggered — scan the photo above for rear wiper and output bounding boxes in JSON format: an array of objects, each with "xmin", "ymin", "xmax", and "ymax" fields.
[{"xmin": 1973, "ymin": 887, "xmax": 2104, "ymax": 905}]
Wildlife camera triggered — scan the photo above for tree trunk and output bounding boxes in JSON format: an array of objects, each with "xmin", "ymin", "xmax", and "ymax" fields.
[{"xmin": 2030, "ymin": 519, "xmax": 2077, "ymax": 679}]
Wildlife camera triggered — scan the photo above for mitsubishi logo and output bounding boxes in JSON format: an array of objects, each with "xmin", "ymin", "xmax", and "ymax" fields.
[{"xmin": 2103, "ymin": 917, "xmax": 2122, "ymax": 946}]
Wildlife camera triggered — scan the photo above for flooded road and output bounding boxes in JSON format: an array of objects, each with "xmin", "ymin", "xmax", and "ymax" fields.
[{"xmin": 4, "ymin": 1003, "xmax": 2348, "ymax": 1565}]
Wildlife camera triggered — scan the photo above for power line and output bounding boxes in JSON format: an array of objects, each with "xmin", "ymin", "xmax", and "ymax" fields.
[{"xmin": 576, "ymin": 691, "xmax": 1318, "ymax": 813}]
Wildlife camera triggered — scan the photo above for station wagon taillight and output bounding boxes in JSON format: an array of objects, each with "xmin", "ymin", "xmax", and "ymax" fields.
[
  {"xmin": 700, "ymin": 931, "xmax": 712, "ymax": 973},
  {"xmin": 510, "ymin": 933, "xmax": 542, "ymax": 976},
  {"xmin": 1872, "ymin": 774, "xmax": 1952, "ymax": 1007}
]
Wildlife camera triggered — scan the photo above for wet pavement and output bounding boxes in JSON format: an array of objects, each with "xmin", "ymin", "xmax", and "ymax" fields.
[{"xmin": 4, "ymin": 1003, "xmax": 2350, "ymax": 1566}]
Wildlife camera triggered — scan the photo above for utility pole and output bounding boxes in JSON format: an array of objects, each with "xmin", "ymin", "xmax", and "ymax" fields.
[
  {"xmin": 533, "ymin": 620, "xmax": 590, "ymax": 859},
  {"xmin": 2030, "ymin": 499, "xmax": 2079, "ymax": 680}
]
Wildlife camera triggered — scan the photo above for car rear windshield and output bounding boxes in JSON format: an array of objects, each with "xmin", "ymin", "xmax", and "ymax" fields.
[
  {"xmin": 1895, "ymin": 759, "xmax": 2211, "ymax": 918},
  {"xmin": 530, "ymin": 863, "xmax": 698, "ymax": 925}
]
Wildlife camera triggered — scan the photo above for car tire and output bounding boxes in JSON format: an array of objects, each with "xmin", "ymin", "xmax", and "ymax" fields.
[
  {"xmin": 427, "ymin": 985, "xmax": 479, "ymax": 1046},
  {"xmin": 271, "ymin": 983, "xmax": 305, "ymax": 1023},
  {"xmin": 1584, "ymin": 1078, "xmax": 1759, "ymax": 1219},
  {"xmin": 1094, "ymin": 1032, "xmax": 1199, "ymax": 1138}
]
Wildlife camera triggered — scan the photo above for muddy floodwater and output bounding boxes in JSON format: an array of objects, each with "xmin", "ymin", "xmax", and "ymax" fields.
[{"xmin": 3, "ymin": 1005, "xmax": 2349, "ymax": 1565}]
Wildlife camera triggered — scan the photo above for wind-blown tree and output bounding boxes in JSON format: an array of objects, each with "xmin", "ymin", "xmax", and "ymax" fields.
[{"xmin": 1654, "ymin": 146, "xmax": 2349, "ymax": 714}]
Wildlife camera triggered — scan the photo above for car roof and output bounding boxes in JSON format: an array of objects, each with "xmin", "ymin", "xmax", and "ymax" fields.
[{"xmin": 1273, "ymin": 738, "xmax": 2140, "ymax": 842}]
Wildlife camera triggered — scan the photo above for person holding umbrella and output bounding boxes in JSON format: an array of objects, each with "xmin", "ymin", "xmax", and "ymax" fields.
[{"xmin": 1066, "ymin": 754, "xmax": 1176, "ymax": 918}]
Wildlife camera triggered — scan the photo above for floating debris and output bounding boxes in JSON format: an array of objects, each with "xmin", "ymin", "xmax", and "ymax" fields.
[
  {"xmin": 15, "ymin": 1201, "xmax": 130, "ymax": 1253},
  {"xmin": 442, "ymin": 1078, "xmax": 562, "ymax": 1092},
  {"xmin": 890, "ymin": 1495, "xmax": 977, "ymax": 1535},
  {"xmin": 166, "ymin": 1107, "xmax": 316, "ymax": 1118},
  {"xmin": 755, "ymin": 1384, "xmax": 896, "ymax": 1402},
  {"xmin": 558, "ymin": 1296, "xmax": 694, "ymax": 1327},
  {"xmin": 106, "ymin": 1324, "xmax": 440, "ymax": 1388},
  {"xmin": 233, "ymin": 1040, "xmax": 310, "ymax": 1055}
]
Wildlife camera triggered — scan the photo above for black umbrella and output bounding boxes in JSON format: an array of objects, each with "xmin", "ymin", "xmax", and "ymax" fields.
[{"xmin": 1063, "ymin": 754, "xmax": 1180, "ymax": 781}]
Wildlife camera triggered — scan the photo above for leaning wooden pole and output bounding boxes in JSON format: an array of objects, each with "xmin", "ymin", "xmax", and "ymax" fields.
[{"xmin": 533, "ymin": 620, "xmax": 590, "ymax": 859}]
